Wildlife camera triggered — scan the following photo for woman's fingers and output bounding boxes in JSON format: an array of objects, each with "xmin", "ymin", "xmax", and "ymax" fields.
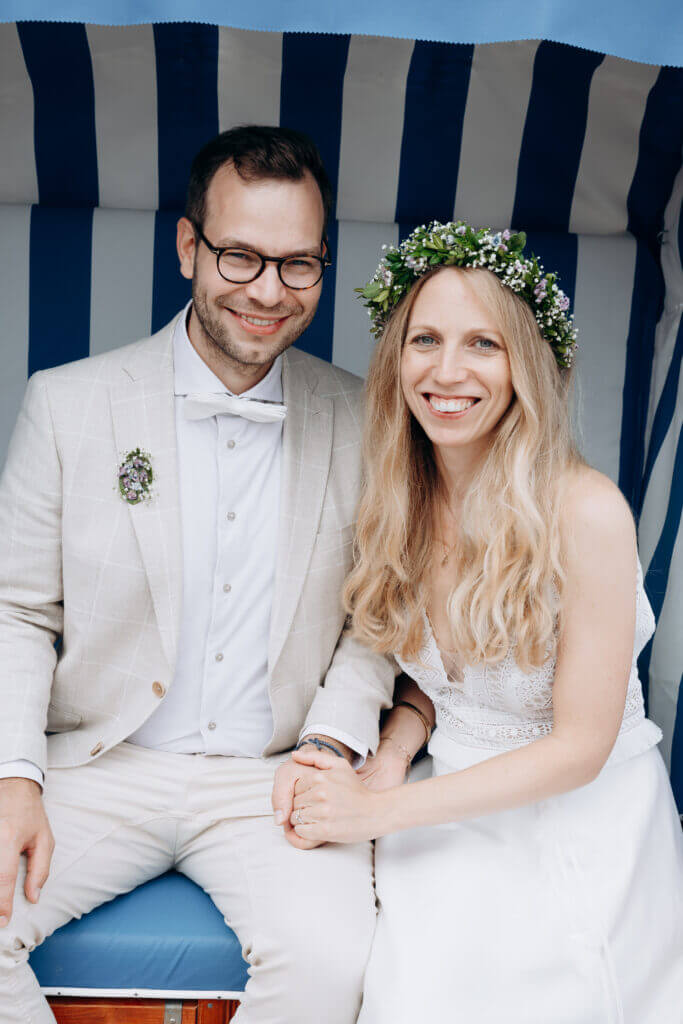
[{"xmin": 292, "ymin": 820, "xmax": 327, "ymax": 842}]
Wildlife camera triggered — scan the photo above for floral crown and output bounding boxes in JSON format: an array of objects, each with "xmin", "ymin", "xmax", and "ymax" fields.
[{"xmin": 356, "ymin": 221, "xmax": 577, "ymax": 369}]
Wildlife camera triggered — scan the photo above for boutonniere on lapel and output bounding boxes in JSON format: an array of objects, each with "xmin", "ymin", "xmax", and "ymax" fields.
[{"xmin": 117, "ymin": 448, "xmax": 154, "ymax": 505}]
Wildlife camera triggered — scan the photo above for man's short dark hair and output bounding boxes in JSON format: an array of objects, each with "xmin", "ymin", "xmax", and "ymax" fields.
[{"xmin": 185, "ymin": 125, "xmax": 333, "ymax": 238}]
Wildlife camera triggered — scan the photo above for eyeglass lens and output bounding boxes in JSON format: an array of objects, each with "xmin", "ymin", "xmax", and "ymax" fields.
[{"xmin": 219, "ymin": 249, "xmax": 323, "ymax": 288}]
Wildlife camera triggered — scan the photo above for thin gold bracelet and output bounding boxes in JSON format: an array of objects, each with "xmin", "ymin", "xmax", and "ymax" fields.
[
  {"xmin": 394, "ymin": 700, "xmax": 432, "ymax": 748},
  {"xmin": 381, "ymin": 734, "xmax": 413, "ymax": 767}
]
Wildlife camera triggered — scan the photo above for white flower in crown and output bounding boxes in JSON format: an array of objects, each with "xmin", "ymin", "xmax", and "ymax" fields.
[{"xmin": 117, "ymin": 448, "xmax": 154, "ymax": 505}]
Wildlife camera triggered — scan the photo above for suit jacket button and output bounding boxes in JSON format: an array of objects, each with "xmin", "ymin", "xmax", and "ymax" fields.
[
  {"xmin": 152, "ymin": 681, "xmax": 166, "ymax": 697},
  {"xmin": 90, "ymin": 742, "xmax": 104, "ymax": 757}
]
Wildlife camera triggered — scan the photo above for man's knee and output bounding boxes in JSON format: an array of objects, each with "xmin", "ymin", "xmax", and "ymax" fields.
[
  {"xmin": 288, "ymin": 903, "xmax": 375, "ymax": 989},
  {"xmin": 241, "ymin": 891, "xmax": 375, "ymax": 1023}
]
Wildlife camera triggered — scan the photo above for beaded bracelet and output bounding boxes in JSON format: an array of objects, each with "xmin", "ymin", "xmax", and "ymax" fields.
[
  {"xmin": 394, "ymin": 700, "xmax": 432, "ymax": 748},
  {"xmin": 295, "ymin": 737, "xmax": 344, "ymax": 758}
]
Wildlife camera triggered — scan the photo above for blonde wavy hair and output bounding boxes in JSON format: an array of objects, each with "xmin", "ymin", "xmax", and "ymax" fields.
[{"xmin": 344, "ymin": 266, "xmax": 584, "ymax": 671}]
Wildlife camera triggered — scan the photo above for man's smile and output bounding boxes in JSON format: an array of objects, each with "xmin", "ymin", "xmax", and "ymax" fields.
[{"xmin": 225, "ymin": 307, "xmax": 292, "ymax": 335}]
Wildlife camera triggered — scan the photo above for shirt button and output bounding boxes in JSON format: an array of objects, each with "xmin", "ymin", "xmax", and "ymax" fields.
[
  {"xmin": 215, "ymin": 652, "xmax": 224, "ymax": 662},
  {"xmin": 207, "ymin": 721, "xmax": 217, "ymax": 731},
  {"xmin": 223, "ymin": 583, "xmax": 232, "ymax": 593},
  {"xmin": 152, "ymin": 681, "xmax": 166, "ymax": 698},
  {"xmin": 226, "ymin": 511, "xmax": 236, "ymax": 521},
  {"xmin": 227, "ymin": 440, "xmax": 236, "ymax": 449},
  {"xmin": 90, "ymin": 742, "xmax": 104, "ymax": 757}
]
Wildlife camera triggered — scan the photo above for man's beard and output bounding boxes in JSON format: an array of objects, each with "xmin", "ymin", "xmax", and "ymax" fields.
[{"xmin": 191, "ymin": 278, "xmax": 316, "ymax": 371}]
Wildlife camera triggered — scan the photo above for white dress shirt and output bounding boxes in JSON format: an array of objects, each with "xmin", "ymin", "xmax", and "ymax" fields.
[{"xmin": 0, "ymin": 305, "xmax": 364, "ymax": 782}]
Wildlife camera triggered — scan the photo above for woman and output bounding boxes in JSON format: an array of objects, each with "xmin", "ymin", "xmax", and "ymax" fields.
[{"xmin": 290, "ymin": 223, "xmax": 683, "ymax": 1022}]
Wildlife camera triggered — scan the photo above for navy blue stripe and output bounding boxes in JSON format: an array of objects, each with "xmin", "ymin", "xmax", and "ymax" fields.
[
  {"xmin": 152, "ymin": 210, "xmax": 191, "ymax": 334},
  {"xmin": 397, "ymin": 221, "xmax": 421, "ymax": 245},
  {"xmin": 395, "ymin": 42, "xmax": 473, "ymax": 225},
  {"xmin": 512, "ymin": 42, "xmax": 603, "ymax": 233},
  {"xmin": 523, "ymin": 232, "xmax": 578, "ymax": 307},
  {"xmin": 280, "ymin": 33, "xmax": 350, "ymax": 362},
  {"xmin": 670, "ymin": 671, "xmax": 683, "ymax": 811},
  {"xmin": 618, "ymin": 242, "xmax": 663, "ymax": 513},
  {"xmin": 637, "ymin": 422, "xmax": 683, "ymax": 715},
  {"xmin": 17, "ymin": 23, "xmax": 98, "ymax": 207},
  {"xmin": 642, "ymin": 315, "xmax": 683, "ymax": 498},
  {"xmin": 28, "ymin": 206, "xmax": 92, "ymax": 375},
  {"xmin": 627, "ymin": 68, "xmax": 683, "ymax": 256},
  {"xmin": 154, "ymin": 24, "xmax": 219, "ymax": 212}
]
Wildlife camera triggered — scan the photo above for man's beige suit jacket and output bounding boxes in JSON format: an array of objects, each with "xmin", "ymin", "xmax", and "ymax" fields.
[{"xmin": 0, "ymin": 315, "xmax": 395, "ymax": 774}]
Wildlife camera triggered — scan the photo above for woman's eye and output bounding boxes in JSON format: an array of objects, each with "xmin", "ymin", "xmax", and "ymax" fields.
[
  {"xmin": 473, "ymin": 337, "xmax": 498, "ymax": 351},
  {"xmin": 411, "ymin": 334, "xmax": 438, "ymax": 347}
]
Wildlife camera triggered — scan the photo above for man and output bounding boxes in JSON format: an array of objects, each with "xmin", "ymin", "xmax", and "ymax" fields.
[{"xmin": 0, "ymin": 126, "xmax": 395, "ymax": 1023}]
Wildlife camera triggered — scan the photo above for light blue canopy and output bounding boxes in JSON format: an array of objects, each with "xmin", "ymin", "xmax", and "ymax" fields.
[{"xmin": 1, "ymin": 0, "xmax": 683, "ymax": 67}]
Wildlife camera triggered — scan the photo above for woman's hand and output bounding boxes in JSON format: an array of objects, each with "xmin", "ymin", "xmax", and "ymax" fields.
[
  {"xmin": 356, "ymin": 738, "xmax": 411, "ymax": 792},
  {"xmin": 290, "ymin": 746, "xmax": 391, "ymax": 844}
]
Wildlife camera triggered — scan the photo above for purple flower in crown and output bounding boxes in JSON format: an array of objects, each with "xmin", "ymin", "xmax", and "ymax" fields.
[{"xmin": 116, "ymin": 448, "xmax": 154, "ymax": 506}]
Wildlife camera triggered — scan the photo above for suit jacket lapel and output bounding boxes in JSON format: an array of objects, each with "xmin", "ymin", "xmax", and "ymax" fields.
[
  {"xmin": 110, "ymin": 321, "xmax": 183, "ymax": 670},
  {"xmin": 268, "ymin": 349, "xmax": 334, "ymax": 676}
]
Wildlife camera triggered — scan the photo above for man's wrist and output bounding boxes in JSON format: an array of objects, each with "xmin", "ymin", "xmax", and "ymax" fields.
[
  {"xmin": 0, "ymin": 777, "xmax": 42, "ymax": 793},
  {"xmin": 298, "ymin": 734, "xmax": 353, "ymax": 763}
]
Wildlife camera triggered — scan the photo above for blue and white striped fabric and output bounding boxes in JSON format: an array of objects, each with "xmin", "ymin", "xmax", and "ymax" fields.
[{"xmin": 0, "ymin": 23, "xmax": 682, "ymax": 804}]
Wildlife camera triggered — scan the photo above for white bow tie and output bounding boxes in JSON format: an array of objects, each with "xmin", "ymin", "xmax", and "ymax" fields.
[{"xmin": 183, "ymin": 393, "xmax": 287, "ymax": 423}]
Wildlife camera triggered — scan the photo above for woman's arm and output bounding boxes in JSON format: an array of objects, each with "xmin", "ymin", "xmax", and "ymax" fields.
[
  {"xmin": 290, "ymin": 471, "xmax": 639, "ymax": 843},
  {"xmin": 357, "ymin": 675, "xmax": 436, "ymax": 791}
]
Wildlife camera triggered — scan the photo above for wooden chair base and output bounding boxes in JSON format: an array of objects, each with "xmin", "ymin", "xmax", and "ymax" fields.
[{"xmin": 48, "ymin": 996, "xmax": 240, "ymax": 1023}]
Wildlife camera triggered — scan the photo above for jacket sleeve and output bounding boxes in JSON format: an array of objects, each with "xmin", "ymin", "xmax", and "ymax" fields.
[
  {"xmin": 303, "ymin": 626, "xmax": 398, "ymax": 757},
  {"xmin": 0, "ymin": 372, "xmax": 63, "ymax": 771}
]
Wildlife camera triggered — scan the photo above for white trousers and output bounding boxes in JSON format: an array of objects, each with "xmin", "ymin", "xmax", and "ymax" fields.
[{"xmin": 0, "ymin": 743, "xmax": 376, "ymax": 1024}]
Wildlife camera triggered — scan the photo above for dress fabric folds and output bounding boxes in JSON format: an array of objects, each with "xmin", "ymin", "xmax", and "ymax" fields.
[{"xmin": 360, "ymin": 565, "xmax": 683, "ymax": 1023}]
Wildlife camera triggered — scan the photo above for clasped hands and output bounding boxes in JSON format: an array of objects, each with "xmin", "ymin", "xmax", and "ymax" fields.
[{"xmin": 272, "ymin": 742, "xmax": 408, "ymax": 849}]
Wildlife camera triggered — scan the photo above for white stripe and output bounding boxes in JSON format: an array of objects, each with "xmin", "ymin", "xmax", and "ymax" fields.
[
  {"xmin": 0, "ymin": 25, "xmax": 38, "ymax": 204},
  {"xmin": 569, "ymin": 56, "xmax": 660, "ymax": 235},
  {"xmin": 453, "ymin": 40, "xmax": 539, "ymax": 229},
  {"xmin": 218, "ymin": 27, "xmax": 282, "ymax": 131},
  {"xmin": 638, "ymin": 346, "xmax": 682, "ymax": 773},
  {"xmin": 89, "ymin": 208, "xmax": 156, "ymax": 356},
  {"xmin": 639, "ymin": 342, "xmax": 683, "ymax": 569},
  {"xmin": 337, "ymin": 36, "xmax": 414, "ymax": 223},
  {"xmin": 332, "ymin": 220, "xmax": 398, "ymax": 378},
  {"xmin": 647, "ymin": 520, "xmax": 683, "ymax": 771},
  {"xmin": 41, "ymin": 987, "xmax": 243, "ymax": 999},
  {"xmin": 644, "ymin": 160, "xmax": 683, "ymax": 453},
  {"xmin": 0, "ymin": 205, "xmax": 31, "ymax": 468},
  {"xmin": 87, "ymin": 25, "xmax": 158, "ymax": 210},
  {"xmin": 572, "ymin": 234, "xmax": 637, "ymax": 484}
]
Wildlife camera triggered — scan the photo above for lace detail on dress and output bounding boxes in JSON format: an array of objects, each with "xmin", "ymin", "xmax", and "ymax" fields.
[{"xmin": 397, "ymin": 560, "xmax": 655, "ymax": 752}]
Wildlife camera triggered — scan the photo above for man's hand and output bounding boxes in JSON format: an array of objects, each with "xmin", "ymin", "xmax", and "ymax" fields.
[
  {"xmin": 0, "ymin": 778, "xmax": 53, "ymax": 927},
  {"xmin": 272, "ymin": 759, "xmax": 328, "ymax": 850}
]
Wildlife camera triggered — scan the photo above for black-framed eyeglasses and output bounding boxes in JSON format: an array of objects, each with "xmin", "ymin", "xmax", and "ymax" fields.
[{"xmin": 192, "ymin": 223, "xmax": 331, "ymax": 290}]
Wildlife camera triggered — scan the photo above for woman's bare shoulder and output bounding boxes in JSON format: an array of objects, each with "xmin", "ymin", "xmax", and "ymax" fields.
[{"xmin": 558, "ymin": 465, "xmax": 635, "ymax": 558}]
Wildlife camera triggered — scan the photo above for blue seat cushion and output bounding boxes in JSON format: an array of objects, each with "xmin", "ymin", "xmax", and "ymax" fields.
[{"xmin": 30, "ymin": 871, "xmax": 249, "ymax": 992}]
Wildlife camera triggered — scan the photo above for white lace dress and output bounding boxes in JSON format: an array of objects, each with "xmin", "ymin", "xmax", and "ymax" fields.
[{"xmin": 359, "ymin": 563, "xmax": 683, "ymax": 1023}]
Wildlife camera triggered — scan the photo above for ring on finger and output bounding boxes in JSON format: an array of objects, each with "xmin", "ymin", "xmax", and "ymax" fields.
[{"xmin": 294, "ymin": 807, "xmax": 303, "ymax": 825}]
